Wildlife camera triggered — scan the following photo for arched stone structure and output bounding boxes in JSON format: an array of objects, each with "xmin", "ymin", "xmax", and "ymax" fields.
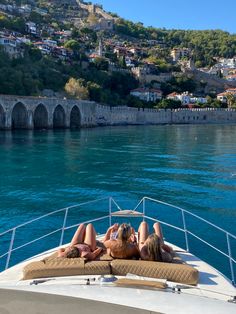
[
  {"xmin": 0, "ymin": 104, "xmax": 5, "ymax": 129},
  {"xmin": 11, "ymin": 102, "xmax": 28, "ymax": 129},
  {"xmin": 0, "ymin": 95, "xmax": 234, "ymax": 130},
  {"xmin": 33, "ymin": 104, "xmax": 49, "ymax": 129},
  {"xmin": 70, "ymin": 106, "xmax": 81, "ymax": 129},
  {"xmin": 53, "ymin": 105, "xmax": 66, "ymax": 128}
]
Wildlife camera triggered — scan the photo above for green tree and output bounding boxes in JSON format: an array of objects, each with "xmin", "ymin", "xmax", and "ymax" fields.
[
  {"xmin": 93, "ymin": 57, "xmax": 109, "ymax": 71},
  {"xmin": 155, "ymin": 99, "xmax": 182, "ymax": 109},
  {"xmin": 126, "ymin": 95, "xmax": 143, "ymax": 108},
  {"xmin": 87, "ymin": 82, "xmax": 102, "ymax": 102},
  {"xmin": 64, "ymin": 39, "xmax": 80, "ymax": 52}
]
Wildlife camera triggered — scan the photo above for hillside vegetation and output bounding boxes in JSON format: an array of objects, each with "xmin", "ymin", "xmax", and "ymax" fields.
[{"xmin": 0, "ymin": 0, "xmax": 236, "ymax": 108}]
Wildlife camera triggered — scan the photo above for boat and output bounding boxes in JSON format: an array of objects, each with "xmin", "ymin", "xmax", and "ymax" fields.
[{"xmin": 0, "ymin": 197, "xmax": 235, "ymax": 313}]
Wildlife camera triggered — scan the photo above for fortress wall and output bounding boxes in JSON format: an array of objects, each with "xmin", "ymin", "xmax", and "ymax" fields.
[
  {"xmin": 171, "ymin": 108, "xmax": 236, "ymax": 124},
  {"xmin": 96, "ymin": 105, "xmax": 236, "ymax": 125},
  {"xmin": 0, "ymin": 95, "xmax": 236, "ymax": 129},
  {"xmin": 96, "ymin": 105, "xmax": 172, "ymax": 125}
]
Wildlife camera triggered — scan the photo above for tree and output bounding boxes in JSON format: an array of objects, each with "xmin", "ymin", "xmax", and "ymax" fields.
[
  {"xmin": 226, "ymin": 93, "xmax": 236, "ymax": 108},
  {"xmin": 28, "ymin": 47, "xmax": 42, "ymax": 61},
  {"xmin": 126, "ymin": 95, "xmax": 143, "ymax": 108},
  {"xmin": 65, "ymin": 78, "xmax": 89, "ymax": 100},
  {"xmin": 155, "ymin": 99, "xmax": 182, "ymax": 109},
  {"xmin": 87, "ymin": 82, "xmax": 102, "ymax": 102},
  {"xmin": 64, "ymin": 40, "xmax": 80, "ymax": 52},
  {"xmin": 93, "ymin": 57, "xmax": 109, "ymax": 71}
]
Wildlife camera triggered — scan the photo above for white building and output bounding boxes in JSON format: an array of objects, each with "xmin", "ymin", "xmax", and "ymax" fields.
[
  {"xmin": 171, "ymin": 48, "xmax": 190, "ymax": 62},
  {"xmin": 167, "ymin": 92, "xmax": 191, "ymax": 105},
  {"xmin": 225, "ymin": 74, "xmax": 236, "ymax": 81},
  {"xmin": 25, "ymin": 22, "xmax": 37, "ymax": 35},
  {"xmin": 167, "ymin": 92, "xmax": 207, "ymax": 105},
  {"xmin": 130, "ymin": 88, "xmax": 162, "ymax": 102},
  {"xmin": 217, "ymin": 88, "xmax": 236, "ymax": 103},
  {"xmin": 218, "ymin": 57, "xmax": 236, "ymax": 68},
  {"xmin": 0, "ymin": 37, "xmax": 24, "ymax": 58},
  {"xmin": 125, "ymin": 56, "xmax": 135, "ymax": 68}
]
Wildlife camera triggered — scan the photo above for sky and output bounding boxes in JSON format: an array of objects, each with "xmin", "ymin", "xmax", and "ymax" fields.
[{"xmin": 92, "ymin": 0, "xmax": 236, "ymax": 34}]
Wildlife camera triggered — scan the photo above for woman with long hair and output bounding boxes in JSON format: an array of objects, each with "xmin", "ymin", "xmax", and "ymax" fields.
[
  {"xmin": 138, "ymin": 221, "xmax": 173, "ymax": 262},
  {"xmin": 103, "ymin": 223, "xmax": 139, "ymax": 259}
]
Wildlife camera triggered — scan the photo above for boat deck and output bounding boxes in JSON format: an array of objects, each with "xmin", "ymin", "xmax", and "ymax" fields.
[{"xmin": 0, "ymin": 238, "xmax": 235, "ymax": 303}]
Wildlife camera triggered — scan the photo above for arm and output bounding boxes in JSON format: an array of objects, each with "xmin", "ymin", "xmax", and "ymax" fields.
[
  {"xmin": 161, "ymin": 244, "xmax": 174, "ymax": 262},
  {"xmin": 128, "ymin": 227, "xmax": 137, "ymax": 243},
  {"xmin": 103, "ymin": 224, "xmax": 119, "ymax": 242},
  {"xmin": 129, "ymin": 234, "xmax": 137, "ymax": 244},
  {"xmin": 161, "ymin": 243, "xmax": 173, "ymax": 254},
  {"xmin": 57, "ymin": 248, "xmax": 66, "ymax": 257},
  {"xmin": 83, "ymin": 247, "xmax": 103, "ymax": 260}
]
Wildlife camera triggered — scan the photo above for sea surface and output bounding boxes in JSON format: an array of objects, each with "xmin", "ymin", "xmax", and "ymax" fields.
[{"xmin": 0, "ymin": 125, "xmax": 235, "ymax": 280}]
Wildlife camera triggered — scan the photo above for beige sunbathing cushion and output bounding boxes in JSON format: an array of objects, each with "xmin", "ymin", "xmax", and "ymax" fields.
[
  {"xmin": 23, "ymin": 258, "xmax": 111, "ymax": 280},
  {"xmin": 22, "ymin": 249, "xmax": 197, "ymax": 285},
  {"xmin": 110, "ymin": 259, "xmax": 198, "ymax": 285}
]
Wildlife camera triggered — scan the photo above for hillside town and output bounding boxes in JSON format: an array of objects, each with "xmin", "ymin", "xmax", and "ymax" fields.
[{"xmin": 0, "ymin": 0, "xmax": 236, "ymax": 108}]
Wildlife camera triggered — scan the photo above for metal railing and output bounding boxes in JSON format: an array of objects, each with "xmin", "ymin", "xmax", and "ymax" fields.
[{"xmin": 0, "ymin": 196, "xmax": 235, "ymax": 286}]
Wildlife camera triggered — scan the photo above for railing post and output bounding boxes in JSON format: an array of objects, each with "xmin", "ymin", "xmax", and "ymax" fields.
[
  {"xmin": 143, "ymin": 198, "xmax": 146, "ymax": 221},
  {"xmin": 226, "ymin": 233, "xmax": 235, "ymax": 285},
  {"xmin": 5, "ymin": 228, "xmax": 16, "ymax": 270},
  {"xmin": 109, "ymin": 197, "xmax": 112, "ymax": 227},
  {"xmin": 59, "ymin": 208, "xmax": 68, "ymax": 246},
  {"xmin": 181, "ymin": 210, "xmax": 189, "ymax": 252}
]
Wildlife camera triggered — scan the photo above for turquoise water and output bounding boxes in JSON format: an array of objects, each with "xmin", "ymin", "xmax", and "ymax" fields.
[{"xmin": 0, "ymin": 125, "xmax": 235, "ymax": 279}]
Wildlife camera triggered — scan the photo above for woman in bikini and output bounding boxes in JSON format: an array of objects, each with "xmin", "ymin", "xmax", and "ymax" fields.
[
  {"xmin": 57, "ymin": 223, "xmax": 103, "ymax": 260},
  {"xmin": 138, "ymin": 221, "xmax": 174, "ymax": 262},
  {"xmin": 103, "ymin": 223, "xmax": 139, "ymax": 259}
]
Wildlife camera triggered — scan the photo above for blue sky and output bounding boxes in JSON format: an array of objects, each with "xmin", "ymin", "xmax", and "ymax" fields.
[{"xmin": 93, "ymin": 0, "xmax": 236, "ymax": 34}]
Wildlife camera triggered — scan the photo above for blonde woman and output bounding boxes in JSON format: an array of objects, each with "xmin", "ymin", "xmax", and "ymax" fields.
[
  {"xmin": 138, "ymin": 221, "xmax": 174, "ymax": 262},
  {"xmin": 103, "ymin": 223, "xmax": 139, "ymax": 259}
]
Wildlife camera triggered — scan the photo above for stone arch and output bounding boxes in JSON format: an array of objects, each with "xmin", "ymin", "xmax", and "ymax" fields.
[
  {"xmin": 53, "ymin": 105, "xmax": 66, "ymax": 128},
  {"xmin": 33, "ymin": 104, "xmax": 49, "ymax": 129},
  {"xmin": 11, "ymin": 102, "xmax": 28, "ymax": 129},
  {"xmin": 0, "ymin": 104, "xmax": 5, "ymax": 129},
  {"xmin": 70, "ymin": 106, "xmax": 81, "ymax": 129}
]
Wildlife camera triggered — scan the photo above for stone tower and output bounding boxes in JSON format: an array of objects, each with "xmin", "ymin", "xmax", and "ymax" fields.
[{"xmin": 98, "ymin": 37, "xmax": 103, "ymax": 57}]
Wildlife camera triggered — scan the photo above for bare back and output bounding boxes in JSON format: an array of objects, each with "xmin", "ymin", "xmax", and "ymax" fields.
[{"xmin": 104, "ymin": 239, "xmax": 139, "ymax": 259}]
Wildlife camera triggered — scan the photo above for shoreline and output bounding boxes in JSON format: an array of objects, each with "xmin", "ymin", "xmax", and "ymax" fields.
[{"xmin": 0, "ymin": 95, "xmax": 236, "ymax": 129}]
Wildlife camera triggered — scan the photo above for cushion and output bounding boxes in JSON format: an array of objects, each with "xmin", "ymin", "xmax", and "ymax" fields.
[
  {"xmin": 110, "ymin": 259, "xmax": 198, "ymax": 285},
  {"xmin": 22, "ymin": 258, "xmax": 111, "ymax": 280},
  {"xmin": 22, "ymin": 251, "xmax": 198, "ymax": 285}
]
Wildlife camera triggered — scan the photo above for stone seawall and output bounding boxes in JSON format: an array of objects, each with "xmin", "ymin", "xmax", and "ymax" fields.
[
  {"xmin": 96, "ymin": 105, "xmax": 236, "ymax": 126},
  {"xmin": 0, "ymin": 94, "xmax": 235, "ymax": 129}
]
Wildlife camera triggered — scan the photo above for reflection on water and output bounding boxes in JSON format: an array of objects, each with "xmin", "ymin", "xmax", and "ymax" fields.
[{"xmin": 0, "ymin": 125, "xmax": 235, "ymax": 274}]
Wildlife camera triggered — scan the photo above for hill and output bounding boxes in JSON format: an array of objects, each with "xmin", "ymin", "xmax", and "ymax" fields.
[{"xmin": 0, "ymin": 0, "xmax": 236, "ymax": 108}]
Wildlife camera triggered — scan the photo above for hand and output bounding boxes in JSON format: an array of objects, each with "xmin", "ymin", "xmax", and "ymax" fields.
[
  {"xmin": 130, "ymin": 234, "xmax": 137, "ymax": 243},
  {"xmin": 110, "ymin": 223, "xmax": 119, "ymax": 232},
  {"xmin": 161, "ymin": 244, "xmax": 172, "ymax": 253}
]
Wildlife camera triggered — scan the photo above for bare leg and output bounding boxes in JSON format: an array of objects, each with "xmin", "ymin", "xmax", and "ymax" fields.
[
  {"xmin": 153, "ymin": 222, "xmax": 172, "ymax": 253},
  {"xmin": 83, "ymin": 223, "xmax": 97, "ymax": 251},
  {"xmin": 70, "ymin": 223, "xmax": 86, "ymax": 246},
  {"xmin": 138, "ymin": 221, "xmax": 149, "ymax": 250},
  {"xmin": 153, "ymin": 222, "xmax": 164, "ymax": 244}
]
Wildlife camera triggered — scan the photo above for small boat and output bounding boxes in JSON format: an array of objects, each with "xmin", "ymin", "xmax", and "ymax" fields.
[{"xmin": 0, "ymin": 197, "xmax": 235, "ymax": 314}]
